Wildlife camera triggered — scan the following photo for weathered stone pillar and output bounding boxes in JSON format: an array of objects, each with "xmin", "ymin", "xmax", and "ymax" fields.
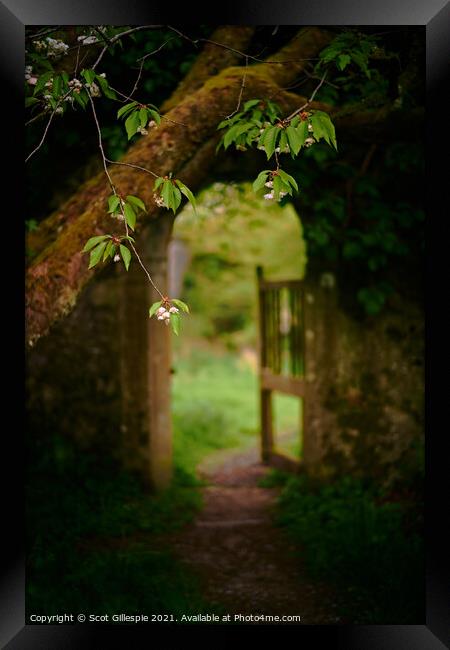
[
  {"xmin": 302, "ymin": 269, "xmax": 338, "ymax": 476},
  {"xmin": 119, "ymin": 217, "xmax": 174, "ymax": 491}
]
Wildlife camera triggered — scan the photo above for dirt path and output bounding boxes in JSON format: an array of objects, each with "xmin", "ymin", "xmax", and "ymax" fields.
[{"xmin": 168, "ymin": 446, "xmax": 341, "ymax": 624}]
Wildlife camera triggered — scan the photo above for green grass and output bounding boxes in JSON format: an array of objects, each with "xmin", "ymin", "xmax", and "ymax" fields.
[
  {"xmin": 26, "ymin": 433, "xmax": 218, "ymax": 617},
  {"xmin": 172, "ymin": 346, "xmax": 301, "ymax": 475},
  {"xmin": 264, "ymin": 471, "xmax": 424, "ymax": 624}
]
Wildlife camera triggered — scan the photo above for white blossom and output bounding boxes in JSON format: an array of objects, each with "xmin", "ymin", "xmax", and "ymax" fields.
[
  {"xmin": 86, "ymin": 82, "xmax": 101, "ymax": 97},
  {"xmin": 265, "ymin": 180, "xmax": 273, "ymax": 188},
  {"xmin": 78, "ymin": 35, "xmax": 98, "ymax": 45},
  {"xmin": 304, "ymin": 137, "xmax": 315, "ymax": 147},
  {"xmin": 308, "ymin": 123, "xmax": 314, "ymax": 132},
  {"xmin": 137, "ymin": 126, "xmax": 148, "ymax": 135},
  {"xmin": 169, "ymin": 306, "xmax": 179, "ymax": 314},
  {"xmin": 153, "ymin": 193, "xmax": 165, "ymax": 207},
  {"xmin": 264, "ymin": 192, "xmax": 274, "ymax": 200},
  {"xmin": 113, "ymin": 253, "xmax": 121, "ymax": 262}
]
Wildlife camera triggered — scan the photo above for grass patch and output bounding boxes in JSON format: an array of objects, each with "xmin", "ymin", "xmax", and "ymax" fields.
[
  {"xmin": 26, "ymin": 433, "xmax": 215, "ymax": 617},
  {"xmin": 269, "ymin": 472, "xmax": 424, "ymax": 624}
]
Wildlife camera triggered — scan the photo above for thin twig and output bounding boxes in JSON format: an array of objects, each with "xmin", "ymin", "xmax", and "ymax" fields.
[
  {"xmin": 223, "ymin": 55, "xmax": 248, "ymax": 120},
  {"xmin": 27, "ymin": 27, "xmax": 62, "ymax": 41},
  {"xmin": 284, "ymin": 69, "xmax": 328, "ymax": 121},
  {"xmin": 87, "ymin": 91, "xmax": 165, "ymax": 299},
  {"xmin": 129, "ymin": 240, "xmax": 165, "ymax": 299},
  {"xmin": 105, "ymin": 157, "xmax": 159, "ymax": 179},
  {"xmin": 87, "ymin": 92, "xmax": 115, "ymax": 192},
  {"xmin": 167, "ymin": 26, "xmax": 320, "ymax": 65},
  {"xmin": 25, "ymin": 90, "xmax": 72, "ymax": 162},
  {"xmin": 91, "ymin": 25, "xmax": 163, "ymax": 70}
]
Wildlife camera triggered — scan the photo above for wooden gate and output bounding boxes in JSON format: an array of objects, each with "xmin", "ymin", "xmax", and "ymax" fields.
[{"xmin": 256, "ymin": 266, "xmax": 306, "ymax": 472}]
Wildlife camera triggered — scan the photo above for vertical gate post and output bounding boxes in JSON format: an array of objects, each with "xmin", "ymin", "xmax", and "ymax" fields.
[
  {"xmin": 257, "ymin": 266, "xmax": 274, "ymax": 462},
  {"xmin": 119, "ymin": 217, "xmax": 174, "ymax": 491}
]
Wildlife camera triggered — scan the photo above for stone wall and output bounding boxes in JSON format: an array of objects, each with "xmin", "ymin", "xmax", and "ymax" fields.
[{"xmin": 303, "ymin": 268, "xmax": 424, "ymax": 487}]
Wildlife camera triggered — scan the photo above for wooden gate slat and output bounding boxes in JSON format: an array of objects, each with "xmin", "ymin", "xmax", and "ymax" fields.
[{"xmin": 256, "ymin": 266, "xmax": 305, "ymax": 472}]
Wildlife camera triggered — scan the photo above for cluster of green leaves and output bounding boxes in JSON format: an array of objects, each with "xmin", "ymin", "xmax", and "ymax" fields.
[
  {"xmin": 153, "ymin": 176, "xmax": 197, "ymax": 214},
  {"xmin": 217, "ymin": 99, "xmax": 337, "ymax": 161},
  {"xmin": 149, "ymin": 299, "xmax": 190, "ymax": 336},
  {"xmin": 252, "ymin": 169, "xmax": 298, "ymax": 200},
  {"xmin": 315, "ymin": 30, "xmax": 379, "ymax": 77},
  {"xmin": 117, "ymin": 101, "xmax": 161, "ymax": 139},
  {"xmin": 82, "ymin": 233, "xmax": 134, "ymax": 271},
  {"xmin": 216, "ymin": 98, "xmax": 281, "ymax": 152},
  {"xmin": 107, "ymin": 193, "xmax": 146, "ymax": 231}
]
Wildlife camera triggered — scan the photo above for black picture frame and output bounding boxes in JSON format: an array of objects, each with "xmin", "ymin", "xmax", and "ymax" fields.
[{"xmin": 3, "ymin": 1, "xmax": 448, "ymax": 647}]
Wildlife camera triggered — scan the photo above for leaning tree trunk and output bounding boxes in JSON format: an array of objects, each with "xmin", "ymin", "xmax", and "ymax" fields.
[{"xmin": 25, "ymin": 26, "xmax": 335, "ymax": 346}]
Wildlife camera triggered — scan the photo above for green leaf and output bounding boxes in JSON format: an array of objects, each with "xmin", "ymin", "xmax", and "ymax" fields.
[
  {"xmin": 337, "ymin": 54, "xmax": 351, "ymax": 71},
  {"xmin": 154, "ymin": 176, "xmax": 164, "ymax": 190},
  {"xmin": 52, "ymin": 75, "xmax": 62, "ymax": 98},
  {"xmin": 95, "ymin": 74, "xmax": 117, "ymax": 99},
  {"xmin": 162, "ymin": 180, "xmax": 174, "ymax": 210},
  {"xmin": 82, "ymin": 235, "xmax": 110, "ymax": 253},
  {"xmin": 279, "ymin": 130, "xmax": 289, "ymax": 152},
  {"xmin": 25, "ymin": 97, "xmax": 40, "ymax": 107},
  {"xmin": 286, "ymin": 126, "xmax": 302, "ymax": 155},
  {"xmin": 170, "ymin": 312, "xmax": 180, "ymax": 336},
  {"xmin": 273, "ymin": 174, "xmax": 282, "ymax": 200},
  {"xmin": 148, "ymin": 109, "xmax": 161, "ymax": 125},
  {"xmin": 123, "ymin": 203, "xmax": 136, "ymax": 230},
  {"xmin": 263, "ymin": 126, "xmax": 280, "ymax": 159},
  {"xmin": 252, "ymin": 170, "xmax": 270, "ymax": 193},
  {"xmin": 171, "ymin": 298, "xmax": 190, "ymax": 313},
  {"xmin": 73, "ymin": 90, "xmax": 88, "ymax": 108},
  {"xmin": 126, "ymin": 195, "xmax": 146, "ymax": 212},
  {"xmin": 223, "ymin": 123, "xmax": 251, "ymax": 150},
  {"xmin": 107, "ymin": 195, "xmax": 121, "ymax": 213},
  {"xmin": 175, "ymin": 180, "xmax": 197, "ymax": 214},
  {"xmin": 310, "ymin": 111, "xmax": 337, "ymax": 150},
  {"xmin": 117, "ymin": 101, "xmax": 138, "ymax": 119},
  {"xmin": 296, "ymin": 121, "xmax": 309, "ymax": 146},
  {"xmin": 277, "ymin": 169, "xmax": 298, "ymax": 192},
  {"xmin": 81, "ymin": 68, "xmax": 95, "ymax": 84},
  {"xmin": 88, "ymin": 241, "xmax": 107, "ymax": 269},
  {"xmin": 243, "ymin": 99, "xmax": 260, "ymax": 111},
  {"xmin": 172, "ymin": 185, "xmax": 182, "ymax": 212},
  {"xmin": 139, "ymin": 107, "xmax": 148, "ymax": 128},
  {"xmin": 103, "ymin": 240, "xmax": 113, "ymax": 261},
  {"xmin": 33, "ymin": 71, "xmax": 53, "ymax": 96},
  {"xmin": 149, "ymin": 301, "xmax": 163, "ymax": 318},
  {"xmin": 125, "ymin": 111, "xmax": 140, "ymax": 139},
  {"xmin": 120, "ymin": 244, "xmax": 131, "ymax": 271}
]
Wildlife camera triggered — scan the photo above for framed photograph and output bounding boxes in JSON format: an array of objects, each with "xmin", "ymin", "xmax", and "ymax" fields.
[{"xmin": 2, "ymin": 1, "xmax": 447, "ymax": 647}]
